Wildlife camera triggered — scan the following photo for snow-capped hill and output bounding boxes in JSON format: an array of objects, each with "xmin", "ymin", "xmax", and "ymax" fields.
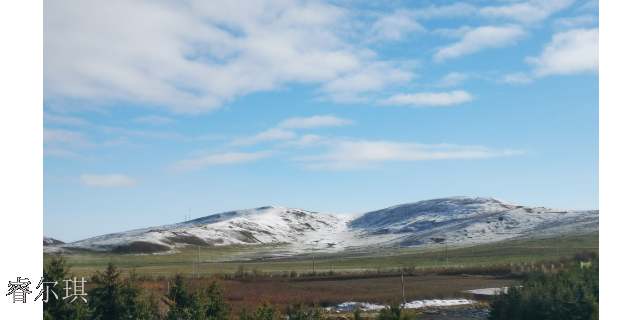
[
  {"xmin": 47, "ymin": 206, "xmax": 353, "ymax": 254},
  {"xmin": 349, "ymin": 197, "xmax": 518, "ymax": 231},
  {"xmin": 348, "ymin": 196, "xmax": 598, "ymax": 248},
  {"xmin": 43, "ymin": 236, "xmax": 64, "ymax": 246},
  {"xmin": 44, "ymin": 197, "xmax": 598, "ymax": 255}
]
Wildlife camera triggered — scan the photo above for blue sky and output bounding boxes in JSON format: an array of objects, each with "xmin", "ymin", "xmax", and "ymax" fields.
[{"xmin": 43, "ymin": 0, "xmax": 599, "ymax": 242}]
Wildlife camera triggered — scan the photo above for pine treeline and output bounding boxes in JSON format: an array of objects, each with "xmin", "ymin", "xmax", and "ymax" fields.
[
  {"xmin": 489, "ymin": 263, "xmax": 599, "ymax": 320},
  {"xmin": 44, "ymin": 255, "xmax": 598, "ymax": 320}
]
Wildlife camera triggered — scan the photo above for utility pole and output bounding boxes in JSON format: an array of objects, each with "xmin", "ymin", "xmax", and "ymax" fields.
[
  {"xmin": 401, "ymin": 274, "xmax": 406, "ymax": 305},
  {"xmin": 197, "ymin": 246, "xmax": 200, "ymax": 278},
  {"xmin": 312, "ymin": 247, "xmax": 315, "ymax": 274},
  {"xmin": 445, "ymin": 240, "xmax": 449, "ymax": 267}
]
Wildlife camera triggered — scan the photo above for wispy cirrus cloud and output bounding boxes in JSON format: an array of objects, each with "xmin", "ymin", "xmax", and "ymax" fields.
[
  {"xmin": 230, "ymin": 128, "xmax": 296, "ymax": 146},
  {"xmin": 436, "ymin": 72, "xmax": 469, "ymax": 87},
  {"xmin": 526, "ymin": 28, "xmax": 599, "ymax": 76},
  {"xmin": 44, "ymin": 112, "xmax": 90, "ymax": 126},
  {"xmin": 100, "ymin": 126, "xmax": 182, "ymax": 139},
  {"xmin": 432, "ymin": 26, "xmax": 473, "ymax": 39},
  {"xmin": 579, "ymin": 0, "xmax": 598, "ymax": 11},
  {"xmin": 231, "ymin": 115, "xmax": 353, "ymax": 146},
  {"xmin": 280, "ymin": 135, "xmax": 328, "ymax": 148},
  {"xmin": 44, "ymin": 129, "xmax": 94, "ymax": 148},
  {"xmin": 294, "ymin": 140, "xmax": 525, "ymax": 170},
  {"xmin": 80, "ymin": 174, "xmax": 138, "ymax": 188},
  {"xmin": 479, "ymin": 0, "xmax": 575, "ymax": 23},
  {"xmin": 501, "ymin": 73, "xmax": 533, "ymax": 84},
  {"xmin": 370, "ymin": 12, "xmax": 426, "ymax": 42},
  {"xmin": 277, "ymin": 115, "xmax": 353, "ymax": 129},
  {"xmin": 132, "ymin": 115, "xmax": 176, "ymax": 125},
  {"xmin": 171, "ymin": 151, "xmax": 275, "ymax": 172},
  {"xmin": 434, "ymin": 26, "xmax": 526, "ymax": 62},
  {"xmin": 319, "ymin": 61, "xmax": 416, "ymax": 103},
  {"xmin": 44, "ymin": 148, "xmax": 79, "ymax": 158},
  {"xmin": 552, "ymin": 15, "xmax": 598, "ymax": 30},
  {"xmin": 379, "ymin": 91, "xmax": 473, "ymax": 107}
]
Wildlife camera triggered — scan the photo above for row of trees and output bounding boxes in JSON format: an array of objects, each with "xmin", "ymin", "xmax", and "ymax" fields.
[{"xmin": 42, "ymin": 255, "xmax": 416, "ymax": 320}]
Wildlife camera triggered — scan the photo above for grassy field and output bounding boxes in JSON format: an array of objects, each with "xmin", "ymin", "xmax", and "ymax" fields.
[
  {"xmin": 44, "ymin": 231, "xmax": 597, "ymax": 315},
  {"xmin": 145, "ymin": 274, "xmax": 514, "ymax": 312},
  {"xmin": 49, "ymin": 231, "xmax": 598, "ymax": 280}
]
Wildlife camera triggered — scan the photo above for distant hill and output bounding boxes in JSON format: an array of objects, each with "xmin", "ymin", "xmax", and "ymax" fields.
[
  {"xmin": 43, "ymin": 236, "xmax": 65, "ymax": 246},
  {"xmin": 44, "ymin": 196, "xmax": 598, "ymax": 255}
]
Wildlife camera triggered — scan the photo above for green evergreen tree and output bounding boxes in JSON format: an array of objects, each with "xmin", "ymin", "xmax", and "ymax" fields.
[
  {"xmin": 166, "ymin": 274, "xmax": 232, "ymax": 320},
  {"xmin": 310, "ymin": 300, "xmax": 324, "ymax": 320},
  {"xmin": 253, "ymin": 299, "xmax": 281, "ymax": 320},
  {"xmin": 204, "ymin": 279, "xmax": 232, "ymax": 320},
  {"xmin": 42, "ymin": 255, "xmax": 76, "ymax": 319},
  {"xmin": 489, "ymin": 265, "xmax": 599, "ymax": 320},
  {"xmin": 89, "ymin": 260, "xmax": 159, "ymax": 319},
  {"xmin": 166, "ymin": 274, "xmax": 199, "ymax": 320},
  {"xmin": 88, "ymin": 260, "xmax": 125, "ymax": 319},
  {"xmin": 285, "ymin": 298, "xmax": 309, "ymax": 320},
  {"xmin": 378, "ymin": 300, "xmax": 415, "ymax": 320},
  {"xmin": 353, "ymin": 306, "xmax": 363, "ymax": 320},
  {"xmin": 239, "ymin": 299, "xmax": 253, "ymax": 320}
]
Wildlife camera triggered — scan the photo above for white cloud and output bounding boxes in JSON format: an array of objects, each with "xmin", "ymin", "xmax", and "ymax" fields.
[
  {"xmin": 320, "ymin": 61, "xmax": 416, "ymax": 102},
  {"xmin": 44, "ymin": 112, "xmax": 89, "ymax": 126},
  {"xmin": 295, "ymin": 140, "xmax": 524, "ymax": 170},
  {"xmin": 434, "ymin": 26, "xmax": 526, "ymax": 62},
  {"xmin": 172, "ymin": 151, "xmax": 275, "ymax": 171},
  {"xmin": 501, "ymin": 73, "xmax": 533, "ymax": 84},
  {"xmin": 436, "ymin": 72, "xmax": 469, "ymax": 87},
  {"xmin": 379, "ymin": 91, "xmax": 473, "ymax": 107},
  {"xmin": 278, "ymin": 115, "xmax": 353, "ymax": 129},
  {"xmin": 552, "ymin": 15, "xmax": 598, "ymax": 30},
  {"xmin": 526, "ymin": 28, "xmax": 598, "ymax": 76},
  {"xmin": 100, "ymin": 126, "xmax": 182, "ymax": 139},
  {"xmin": 281, "ymin": 134, "xmax": 330, "ymax": 148},
  {"xmin": 579, "ymin": 1, "xmax": 599, "ymax": 10},
  {"xmin": 368, "ymin": 3, "xmax": 477, "ymax": 42},
  {"xmin": 80, "ymin": 174, "xmax": 138, "ymax": 188},
  {"xmin": 479, "ymin": 0, "xmax": 575, "ymax": 23},
  {"xmin": 43, "ymin": 129, "xmax": 94, "ymax": 148},
  {"xmin": 44, "ymin": 148, "xmax": 78, "ymax": 158},
  {"xmin": 132, "ymin": 115, "xmax": 176, "ymax": 125},
  {"xmin": 370, "ymin": 13, "xmax": 426, "ymax": 41},
  {"xmin": 44, "ymin": 0, "xmax": 414, "ymax": 113},
  {"xmin": 230, "ymin": 128, "xmax": 296, "ymax": 146},
  {"xmin": 415, "ymin": 3, "xmax": 477, "ymax": 18},
  {"xmin": 432, "ymin": 26, "xmax": 473, "ymax": 38}
]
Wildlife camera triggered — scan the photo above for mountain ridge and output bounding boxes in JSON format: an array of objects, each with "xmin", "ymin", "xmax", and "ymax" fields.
[{"xmin": 43, "ymin": 196, "xmax": 598, "ymax": 256}]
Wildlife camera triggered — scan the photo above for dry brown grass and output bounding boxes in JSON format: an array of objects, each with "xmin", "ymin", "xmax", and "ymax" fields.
[{"xmin": 134, "ymin": 273, "xmax": 518, "ymax": 315}]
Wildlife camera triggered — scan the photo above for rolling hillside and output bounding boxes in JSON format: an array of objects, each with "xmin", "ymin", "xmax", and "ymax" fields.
[{"xmin": 44, "ymin": 196, "xmax": 598, "ymax": 255}]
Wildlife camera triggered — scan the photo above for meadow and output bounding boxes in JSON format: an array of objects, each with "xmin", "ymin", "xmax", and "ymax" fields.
[
  {"xmin": 52, "ymin": 231, "xmax": 598, "ymax": 280},
  {"xmin": 43, "ymin": 231, "xmax": 598, "ymax": 315}
]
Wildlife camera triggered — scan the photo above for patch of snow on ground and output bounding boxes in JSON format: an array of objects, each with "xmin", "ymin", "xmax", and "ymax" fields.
[
  {"xmin": 328, "ymin": 299, "xmax": 476, "ymax": 312},
  {"xmin": 465, "ymin": 287, "xmax": 520, "ymax": 295}
]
